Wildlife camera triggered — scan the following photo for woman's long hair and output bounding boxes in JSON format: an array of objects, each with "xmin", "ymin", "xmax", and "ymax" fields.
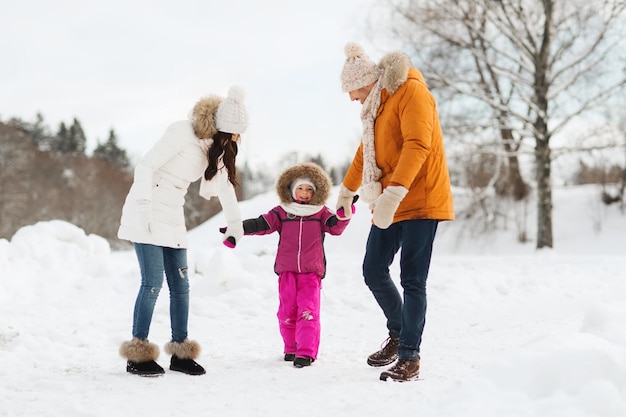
[{"xmin": 204, "ymin": 131, "xmax": 239, "ymax": 188}]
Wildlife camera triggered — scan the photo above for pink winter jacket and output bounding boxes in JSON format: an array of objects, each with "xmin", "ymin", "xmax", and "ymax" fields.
[{"xmin": 247, "ymin": 205, "xmax": 349, "ymax": 278}]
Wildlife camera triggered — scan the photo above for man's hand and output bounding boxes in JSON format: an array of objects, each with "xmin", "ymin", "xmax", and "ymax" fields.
[{"xmin": 372, "ymin": 186, "xmax": 408, "ymax": 229}]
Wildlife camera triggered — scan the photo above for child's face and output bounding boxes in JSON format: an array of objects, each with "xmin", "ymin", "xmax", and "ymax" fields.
[{"xmin": 294, "ymin": 184, "xmax": 315, "ymax": 203}]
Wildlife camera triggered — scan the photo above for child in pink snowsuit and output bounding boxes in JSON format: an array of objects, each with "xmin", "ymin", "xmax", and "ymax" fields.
[{"xmin": 228, "ymin": 162, "xmax": 355, "ymax": 368}]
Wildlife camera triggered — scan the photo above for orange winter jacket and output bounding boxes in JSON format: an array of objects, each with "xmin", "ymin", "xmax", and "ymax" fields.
[{"xmin": 343, "ymin": 55, "xmax": 455, "ymax": 223}]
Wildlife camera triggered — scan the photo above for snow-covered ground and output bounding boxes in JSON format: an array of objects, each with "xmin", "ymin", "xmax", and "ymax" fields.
[{"xmin": 1, "ymin": 185, "xmax": 625, "ymax": 417}]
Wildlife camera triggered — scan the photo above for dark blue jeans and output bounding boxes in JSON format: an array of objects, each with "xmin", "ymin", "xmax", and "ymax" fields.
[
  {"xmin": 132, "ymin": 243, "xmax": 190, "ymax": 343},
  {"xmin": 363, "ymin": 219, "xmax": 438, "ymax": 360}
]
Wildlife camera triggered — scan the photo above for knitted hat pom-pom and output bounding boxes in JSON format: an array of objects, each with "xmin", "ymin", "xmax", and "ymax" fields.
[
  {"xmin": 344, "ymin": 42, "xmax": 365, "ymax": 59},
  {"xmin": 227, "ymin": 85, "xmax": 246, "ymax": 103}
]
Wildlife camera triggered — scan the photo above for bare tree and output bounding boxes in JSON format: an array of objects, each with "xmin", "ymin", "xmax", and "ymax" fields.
[{"xmin": 382, "ymin": 0, "xmax": 626, "ymax": 248}]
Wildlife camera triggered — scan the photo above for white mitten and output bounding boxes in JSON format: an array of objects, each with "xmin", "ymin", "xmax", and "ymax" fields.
[
  {"xmin": 335, "ymin": 184, "xmax": 357, "ymax": 220},
  {"xmin": 223, "ymin": 220, "xmax": 244, "ymax": 248},
  {"xmin": 135, "ymin": 199, "xmax": 152, "ymax": 234},
  {"xmin": 372, "ymin": 186, "xmax": 408, "ymax": 229}
]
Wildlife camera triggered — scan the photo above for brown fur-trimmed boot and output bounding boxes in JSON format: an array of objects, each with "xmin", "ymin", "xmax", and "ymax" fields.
[
  {"xmin": 165, "ymin": 339, "xmax": 206, "ymax": 376},
  {"xmin": 119, "ymin": 338, "xmax": 164, "ymax": 377}
]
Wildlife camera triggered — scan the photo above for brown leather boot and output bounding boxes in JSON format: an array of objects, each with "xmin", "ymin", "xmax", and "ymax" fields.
[
  {"xmin": 379, "ymin": 358, "xmax": 420, "ymax": 382},
  {"xmin": 366, "ymin": 332, "xmax": 399, "ymax": 367}
]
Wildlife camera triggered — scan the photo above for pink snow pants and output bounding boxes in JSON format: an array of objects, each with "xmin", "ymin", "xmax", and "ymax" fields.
[{"xmin": 277, "ymin": 271, "xmax": 322, "ymax": 360}]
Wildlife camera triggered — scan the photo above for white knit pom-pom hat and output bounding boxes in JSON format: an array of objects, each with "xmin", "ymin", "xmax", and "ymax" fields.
[
  {"xmin": 340, "ymin": 42, "xmax": 381, "ymax": 93},
  {"xmin": 215, "ymin": 85, "xmax": 249, "ymax": 134}
]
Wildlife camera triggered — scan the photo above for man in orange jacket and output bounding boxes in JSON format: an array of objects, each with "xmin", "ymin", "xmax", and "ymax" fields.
[{"xmin": 336, "ymin": 42, "xmax": 455, "ymax": 382}]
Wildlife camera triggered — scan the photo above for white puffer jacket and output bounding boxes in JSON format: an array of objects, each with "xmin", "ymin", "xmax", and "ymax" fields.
[{"xmin": 117, "ymin": 120, "xmax": 240, "ymax": 248}]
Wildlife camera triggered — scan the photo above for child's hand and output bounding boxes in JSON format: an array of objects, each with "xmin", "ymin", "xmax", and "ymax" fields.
[
  {"xmin": 336, "ymin": 195, "xmax": 359, "ymax": 218},
  {"xmin": 219, "ymin": 226, "xmax": 240, "ymax": 248},
  {"xmin": 336, "ymin": 185, "xmax": 357, "ymax": 220},
  {"xmin": 336, "ymin": 205, "xmax": 356, "ymax": 218}
]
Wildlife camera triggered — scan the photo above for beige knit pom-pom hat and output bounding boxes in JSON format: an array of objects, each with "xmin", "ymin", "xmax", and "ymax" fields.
[{"xmin": 340, "ymin": 42, "xmax": 381, "ymax": 93}]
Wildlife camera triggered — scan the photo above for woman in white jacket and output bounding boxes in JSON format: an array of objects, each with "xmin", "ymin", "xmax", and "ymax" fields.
[{"xmin": 118, "ymin": 86, "xmax": 248, "ymax": 376}]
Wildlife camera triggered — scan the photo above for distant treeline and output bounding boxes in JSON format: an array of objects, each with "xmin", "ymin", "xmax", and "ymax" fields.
[{"xmin": 0, "ymin": 114, "xmax": 349, "ymax": 248}]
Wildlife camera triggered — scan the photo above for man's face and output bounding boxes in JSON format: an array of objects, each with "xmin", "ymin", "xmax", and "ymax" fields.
[{"xmin": 348, "ymin": 82, "xmax": 376, "ymax": 104}]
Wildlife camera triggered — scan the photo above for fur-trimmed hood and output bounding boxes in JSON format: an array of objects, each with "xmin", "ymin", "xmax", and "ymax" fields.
[
  {"xmin": 378, "ymin": 51, "xmax": 412, "ymax": 95},
  {"xmin": 276, "ymin": 162, "xmax": 332, "ymax": 206},
  {"xmin": 191, "ymin": 95, "xmax": 222, "ymax": 139}
]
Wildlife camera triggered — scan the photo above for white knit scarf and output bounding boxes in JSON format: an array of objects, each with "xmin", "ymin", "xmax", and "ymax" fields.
[
  {"xmin": 280, "ymin": 203, "xmax": 324, "ymax": 217},
  {"xmin": 360, "ymin": 77, "xmax": 384, "ymax": 203}
]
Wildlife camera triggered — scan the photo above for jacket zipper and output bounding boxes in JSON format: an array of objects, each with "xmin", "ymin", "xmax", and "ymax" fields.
[{"xmin": 297, "ymin": 217, "xmax": 303, "ymax": 273}]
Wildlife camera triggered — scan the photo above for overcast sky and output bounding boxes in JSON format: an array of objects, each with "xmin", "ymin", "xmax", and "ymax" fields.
[{"xmin": 1, "ymin": 0, "xmax": 394, "ymax": 169}]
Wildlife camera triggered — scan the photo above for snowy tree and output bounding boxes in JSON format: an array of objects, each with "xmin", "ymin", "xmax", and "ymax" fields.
[
  {"xmin": 93, "ymin": 128, "xmax": 130, "ymax": 168},
  {"xmin": 381, "ymin": 0, "xmax": 626, "ymax": 248},
  {"xmin": 29, "ymin": 112, "xmax": 53, "ymax": 150},
  {"xmin": 53, "ymin": 122, "xmax": 69, "ymax": 153},
  {"xmin": 6, "ymin": 113, "xmax": 54, "ymax": 150},
  {"xmin": 67, "ymin": 118, "xmax": 87, "ymax": 154},
  {"xmin": 50, "ymin": 118, "xmax": 87, "ymax": 154}
]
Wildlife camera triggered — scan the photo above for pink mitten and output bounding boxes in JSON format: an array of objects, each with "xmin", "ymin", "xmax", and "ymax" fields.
[
  {"xmin": 337, "ymin": 204, "xmax": 356, "ymax": 218},
  {"xmin": 220, "ymin": 221, "xmax": 243, "ymax": 248},
  {"xmin": 335, "ymin": 184, "xmax": 357, "ymax": 220}
]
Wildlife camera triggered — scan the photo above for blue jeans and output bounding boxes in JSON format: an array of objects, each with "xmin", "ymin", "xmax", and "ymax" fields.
[
  {"xmin": 132, "ymin": 243, "xmax": 190, "ymax": 343},
  {"xmin": 363, "ymin": 219, "xmax": 438, "ymax": 360}
]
